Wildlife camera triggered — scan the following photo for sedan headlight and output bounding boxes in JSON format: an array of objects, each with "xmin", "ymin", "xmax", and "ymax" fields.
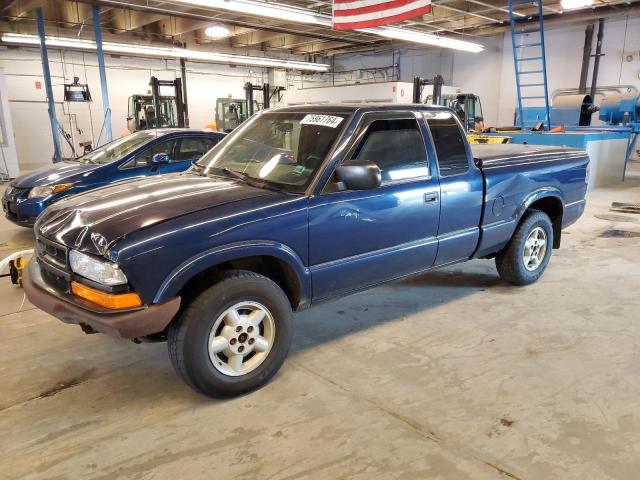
[
  {"xmin": 28, "ymin": 183, "xmax": 73, "ymax": 199},
  {"xmin": 69, "ymin": 250, "xmax": 128, "ymax": 286}
]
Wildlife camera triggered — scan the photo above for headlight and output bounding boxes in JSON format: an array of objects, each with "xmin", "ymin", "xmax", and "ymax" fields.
[
  {"xmin": 28, "ymin": 183, "xmax": 72, "ymax": 199},
  {"xmin": 69, "ymin": 250, "xmax": 128, "ymax": 286}
]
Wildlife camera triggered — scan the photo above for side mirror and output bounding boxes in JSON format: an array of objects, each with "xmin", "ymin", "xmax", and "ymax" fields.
[
  {"xmin": 335, "ymin": 159, "xmax": 381, "ymax": 191},
  {"xmin": 149, "ymin": 153, "xmax": 170, "ymax": 170}
]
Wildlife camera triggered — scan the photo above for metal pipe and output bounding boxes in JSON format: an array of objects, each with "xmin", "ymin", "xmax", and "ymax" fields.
[
  {"xmin": 579, "ymin": 23, "xmax": 594, "ymax": 94},
  {"xmin": 435, "ymin": 4, "xmax": 503, "ymax": 23},
  {"xmin": 92, "ymin": 4, "xmax": 112, "ymax": 143},
  {"xmin": 180, "ymin": 58, "xmax": 190, "ymax": 128},
  {"xmin": 552, "ymin": 85, "xmax": 638, "ymax": 100},
  {"xmin": 36, "ymin": 7, "xmax": 62, "ymax": 163},
  {"xmin": 437, "ymin": 0, "xmax": 525, "ymax": 17},
  {"xmin": 590, "ymin": 18, "xmax": 605, "ymax": 100}
]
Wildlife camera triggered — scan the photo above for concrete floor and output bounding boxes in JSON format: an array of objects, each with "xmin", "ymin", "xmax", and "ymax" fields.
[{"xmin": 1, "ymin": 180, "xmax": 640, "ymax": 480}]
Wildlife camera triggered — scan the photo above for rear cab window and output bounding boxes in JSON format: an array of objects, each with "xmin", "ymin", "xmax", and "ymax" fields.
[{"xmin": 423, "ymin": 111, "xmax": 469, "ymax": 177}]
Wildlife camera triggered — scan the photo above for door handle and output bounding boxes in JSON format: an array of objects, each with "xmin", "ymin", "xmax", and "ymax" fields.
[{"xmin": 423, "ymin": 191, "xmax": 439, "ymax": 204}]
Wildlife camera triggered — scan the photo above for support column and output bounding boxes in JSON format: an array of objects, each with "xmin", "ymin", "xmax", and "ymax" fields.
[
  {"xmin": 36, "ymin": 8, "xmax": 61, "ymax": 163},
  {"xmin": 180, "ymin": 58, "xmax": 190, "ymax": 128},
  {"xmin": 92, "ymin": 4, "xmax": 112, "ymax": 144}
]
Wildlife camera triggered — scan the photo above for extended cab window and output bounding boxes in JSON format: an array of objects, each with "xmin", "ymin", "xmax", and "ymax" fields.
[
  {"xmin": 423, "ymin": 111, "xmax": 469, "ymax": 177},
  {"xmin": 351, "ymin": 118, "xmax": 428, "ymax": 184}
]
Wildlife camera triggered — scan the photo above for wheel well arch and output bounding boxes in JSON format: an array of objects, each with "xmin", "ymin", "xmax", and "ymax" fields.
[
  {"xmin": 176, "ymin": 255, "xmax": 305, "ymax": 310},
  {"xmin": 524, "ymin": 196, "xmax": 563, "ymax": 248}
]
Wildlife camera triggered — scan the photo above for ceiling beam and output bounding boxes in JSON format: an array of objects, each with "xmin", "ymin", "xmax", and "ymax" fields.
[
  {"xmin": 110, "ymin": 9, "xmax": 165, "ymax": 32},
  {"xmin": 266, "ymin": 34, "xmax": 319, "ymax": 49},
  {"xmin": 230, "ymin": 29, "xmax": 287, "ymax": 46},
  {"xmin": 152, "ymin": 17, "xmax": 211, "ymax": 36},
  {"xmin": 293, "ymin": 40, "xmax": 353, "ymax": 54},
  {"xmin": 4, "ymin": 0, "xmax": 45, "ymax": 20},
  {"xmin": 57, "ymin": 1, "xmax": 93, "ymax": 28}
]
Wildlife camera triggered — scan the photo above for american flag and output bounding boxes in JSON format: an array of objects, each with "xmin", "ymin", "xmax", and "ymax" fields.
[{"xmin": 332, "ymin": 0, "xmax": 432, "ymax": 30}]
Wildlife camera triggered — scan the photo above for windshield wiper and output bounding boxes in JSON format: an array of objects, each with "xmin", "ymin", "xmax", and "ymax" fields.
[
  {"xmin": 189, "ymin": 161, "xmax": 206, "ymax": 175},
  {"xmin": 211, "ymin": 167, "xmax": 284, "ymax": 192},
  {"xmin": 218, "ymin": 167, "xmax": 250, "ymax": 183}
]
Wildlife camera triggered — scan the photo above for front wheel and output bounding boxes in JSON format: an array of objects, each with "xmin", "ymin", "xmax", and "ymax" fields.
[
  {"xmin": 168, "ymin": 270, "xmax": 293, "ymax": 397},
  {"xmin": 495, "ymin": 209, "xmax": 554, "ymax": 286}
]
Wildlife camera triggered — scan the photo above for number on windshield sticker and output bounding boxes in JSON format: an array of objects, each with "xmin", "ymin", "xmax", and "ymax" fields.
[{"xmin": 300, "ymin": 114, "xmax": 343, "ymax": 128}]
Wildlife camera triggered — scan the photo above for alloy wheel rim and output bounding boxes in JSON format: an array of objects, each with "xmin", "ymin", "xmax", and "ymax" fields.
[
  {"xmin": 523, "ymin": 226, "xmax": 547, "ymax": 272},
  {"xmin": 207, "ymin": 301, "xmax": 275, "ymax": 377}
]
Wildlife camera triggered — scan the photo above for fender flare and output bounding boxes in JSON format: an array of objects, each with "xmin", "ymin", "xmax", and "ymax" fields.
[
  {"xmin": 514, "ymin": 187, "xmax": 565, "ymax": 248},
  {"xmin": 153, "ymin": 240, "xmax": 311, "ymax": 306},
  {"xmin": 514, "ymin": 187, "xmax": 564, "ymax": 222}
]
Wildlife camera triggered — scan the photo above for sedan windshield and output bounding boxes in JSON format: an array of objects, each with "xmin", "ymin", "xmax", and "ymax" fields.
[
  {"xmin": 77, "ymin": 131, "xmax": 157, "ymax": 165},
  {"xmin": 196, "ymin": 112, "xmax": 346, "ymax": 192}
]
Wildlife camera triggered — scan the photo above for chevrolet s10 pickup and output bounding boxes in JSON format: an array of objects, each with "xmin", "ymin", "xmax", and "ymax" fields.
[{"xmin": 23, "ymin": 105, "xmax": 589, "ymax": 397}]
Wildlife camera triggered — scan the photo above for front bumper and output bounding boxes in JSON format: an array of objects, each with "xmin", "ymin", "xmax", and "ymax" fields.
[
  {"xmin": 2, "ymin": 194, "xmax": 45, "ymax": 227},
  {"xmin": 23, "ymin": 261, "xmax": 181, "ymax": 339}
]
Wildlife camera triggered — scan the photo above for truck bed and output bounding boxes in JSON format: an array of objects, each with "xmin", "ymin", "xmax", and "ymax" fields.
[
  {"xmin": 470, "ymin": 143, "xmax": 589, "ymax": 259},
  {"xmin": 471, "ymin": 144, "xmax": 587, "ymax": 169}
]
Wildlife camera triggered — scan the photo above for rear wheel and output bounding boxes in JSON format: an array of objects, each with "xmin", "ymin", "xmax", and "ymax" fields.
[
  {"xmin": 495, "ymin": 209, "xmax": 554, "ymax": 286},
  {"xmin": 168, "ymin": 270, "xmax": 293, "ymax": 397}
]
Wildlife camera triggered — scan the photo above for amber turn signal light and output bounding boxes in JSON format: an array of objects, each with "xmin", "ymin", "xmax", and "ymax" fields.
[
  {"xmin": 71, "ymin": 281, "xmax": 142, "ymax": 310},
  {"xmin": 52, "ymin": 183, "xmax": 73, "ymax": 194}
]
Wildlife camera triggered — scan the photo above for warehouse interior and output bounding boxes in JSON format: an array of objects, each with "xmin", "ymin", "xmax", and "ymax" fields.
[{"xmin": 1, "ymin": 0, "xmax": 640, "ymax": 478}]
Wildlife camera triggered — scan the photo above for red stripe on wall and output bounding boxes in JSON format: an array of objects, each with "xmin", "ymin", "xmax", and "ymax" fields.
[
  {"xmin": 332, "ymin": 5, "xmax": 432, "ymax": 29},
  {"xmin": 333, "ymin": 0, "xmax": 422, "ymax": 17}
]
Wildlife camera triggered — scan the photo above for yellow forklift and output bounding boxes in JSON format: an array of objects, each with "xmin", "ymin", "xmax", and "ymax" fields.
[{"xmin": 414, "ymin": 76, "xmax": 509, "ymax": 144}]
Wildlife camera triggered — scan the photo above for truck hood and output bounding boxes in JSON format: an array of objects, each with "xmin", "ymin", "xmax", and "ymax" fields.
[
  {"xmin": 35, "ymin": 173, "xmax": 277, "ymax": 255},
  {"xmin": 13, "ymin": 161, "xmax": 102, "ymax": 188}
]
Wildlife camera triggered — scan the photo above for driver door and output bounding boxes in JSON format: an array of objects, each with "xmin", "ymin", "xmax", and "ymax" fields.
[{"xmin": 308, "ymin": 112, "xmax": 441, "ymax": 302}]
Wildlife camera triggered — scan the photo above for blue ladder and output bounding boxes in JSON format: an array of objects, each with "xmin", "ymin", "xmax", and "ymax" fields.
[{"xmin": 509, "ymin": 0, "xmax": 551, "ymax": 130}]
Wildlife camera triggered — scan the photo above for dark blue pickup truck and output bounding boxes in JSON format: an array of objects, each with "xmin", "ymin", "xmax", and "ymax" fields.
[
  {"xmin": 2, "ymin": 129, "xmax": 224, "ymax": 227},
  {"xmin": 23, "ymin": 105, "xmax": 588, "ymax": 397}
]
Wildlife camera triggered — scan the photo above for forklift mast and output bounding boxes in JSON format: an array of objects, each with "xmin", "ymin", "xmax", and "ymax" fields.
[
  {"xmin": 244, "ymin": 82, "xmax": 285, "ymax": 116},
  {"xmin": 412, "ymin": 75, "xmax": 444, "ymax": 105},
  {"xmin": 149, "ymin": 76, "xmax": 185, "ymax": 128}
]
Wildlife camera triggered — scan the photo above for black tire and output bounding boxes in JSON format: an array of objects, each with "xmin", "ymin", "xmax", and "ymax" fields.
[
  {"xmin": 168, "ymin": 270, "xmax": 293, "ymax": 397},
  {"xmin": 495, "ymin": 209, "xmax": 554, "ymax": 286}
]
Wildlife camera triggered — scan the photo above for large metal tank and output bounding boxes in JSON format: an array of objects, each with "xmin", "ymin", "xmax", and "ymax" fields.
[
  {"xmin": 551, "ymin": 94, "xmax": 595, "ymax": 126},
  {"xmin": 599, "ymin": 92, "xmax": 640, "ymax": 124}
]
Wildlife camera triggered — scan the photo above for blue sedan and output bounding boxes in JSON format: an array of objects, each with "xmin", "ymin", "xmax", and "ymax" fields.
[{"xmin": 2, "ymin": 129, "xmax": 225, "ymax": 227}]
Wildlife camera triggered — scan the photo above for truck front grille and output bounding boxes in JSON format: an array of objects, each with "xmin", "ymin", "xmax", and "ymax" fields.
[{"xmin": 35, "ymin": 236, "xmax": 71, "ymax": 292}]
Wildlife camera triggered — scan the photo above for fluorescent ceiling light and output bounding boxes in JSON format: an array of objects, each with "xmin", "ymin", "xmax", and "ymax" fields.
[
  {"xmin": 363, "ymin": 26, "xmax": 484, "ymax": 53},
  {"xmin": 560, "ymin": 0, "xmax": 593, "ymax": 9},
  {"xmin": 169, "ymin": 0, "xmax": 484, "ymax": 53},
  {"xmin": 175, "ymin": 0, "xmax": 329, "ymax": 25},
  {"xmin": 205, "ymin": 24, "xmax": 231, "ymax": 38},
  {"xmin": 0, "ymin": 33, "xmax": 329, "ymax": 71}
]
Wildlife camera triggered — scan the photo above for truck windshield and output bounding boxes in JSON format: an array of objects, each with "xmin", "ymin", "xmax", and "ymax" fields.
[
  {"xmin": 77, "ymin": 132, "xmax": 157, "ymax": 165},
  {"xmin": 196, "ymin": 112, "xmax": 345, "ymax": 192}
]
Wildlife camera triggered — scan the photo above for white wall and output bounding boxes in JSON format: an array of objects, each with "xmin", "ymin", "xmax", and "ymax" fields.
[
  {"xmin": 0, "ymin": 67, "xmax": 19, "ymax": 178},
  {"xmin": 452, "ymin": 35, "xmax": 505, "ymax": 127},
  {"xmin": 0, "ymin": 45, "xmax": 288, "ymax": 172}
]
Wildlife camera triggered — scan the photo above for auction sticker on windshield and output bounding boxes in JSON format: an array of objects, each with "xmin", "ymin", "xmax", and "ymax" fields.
[{"xmin": 300, "ymin": 114, "xmax": 343, "ymax": 128}]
